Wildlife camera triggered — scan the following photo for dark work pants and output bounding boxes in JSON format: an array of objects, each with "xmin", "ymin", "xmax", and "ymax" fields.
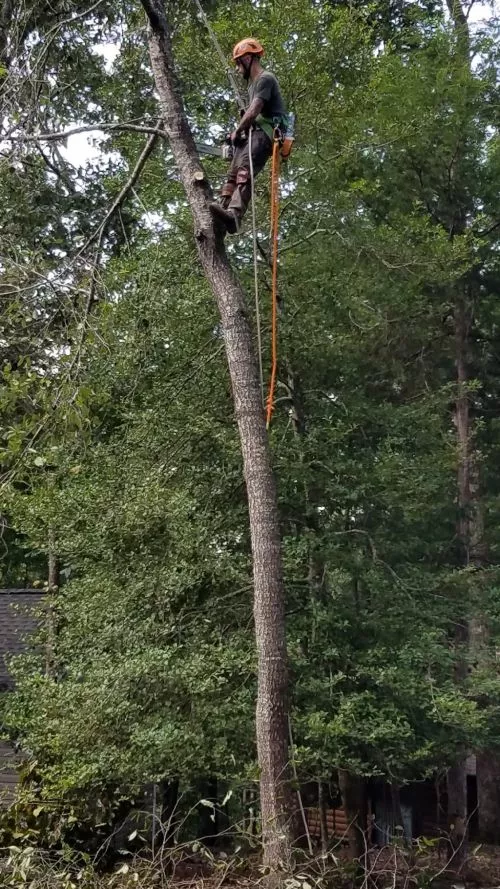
[{"xmin": 225, "ymin": 128, "xmax": 273, "ymax": 219}]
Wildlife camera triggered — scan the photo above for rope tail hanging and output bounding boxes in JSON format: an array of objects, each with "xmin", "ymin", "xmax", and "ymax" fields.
[
  {"xmin": 248, "ymin": 129, "xmax": 264, "ymax": 406},
  {"xmin": 266, "ymin": 137, "xmax": 281, "ymax": 429}
]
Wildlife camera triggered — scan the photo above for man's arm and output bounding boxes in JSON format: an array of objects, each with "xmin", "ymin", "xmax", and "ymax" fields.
[{"xmin": 233, "ymin": 97, "xmax": 264, "ymax": 139}]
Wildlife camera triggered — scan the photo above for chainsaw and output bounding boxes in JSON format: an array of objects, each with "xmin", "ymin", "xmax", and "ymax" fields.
[{"xmin": 196, "ymin": 132, "xmax": 248, "ymax": 161}]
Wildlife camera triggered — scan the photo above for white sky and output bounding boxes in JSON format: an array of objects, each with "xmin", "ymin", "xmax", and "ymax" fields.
[
  {"xmin": 62, "ymin": 1, "xmax": 499, "ymax": 169},
  {"xmin": 469, "ymin": 0, "xmax": 499, "ymax": 16}
]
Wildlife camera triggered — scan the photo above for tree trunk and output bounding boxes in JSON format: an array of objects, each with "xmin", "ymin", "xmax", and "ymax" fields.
[
  {"xmin": 447, "ymin": 294, "xmax": 471, "ymax": 869},
  {"xmin": 138, "ymin": 0, "xmax": 293, "ymax": 872},
  {"xmin": 338, "ymin": 769, "xmax": 366, "ymax": 862},
  {"xmin": 390, "ymin": 782, "xmax": 407, "ymax": 844},
  {"xmin": 477, "ymin": 752, "xmax": 500, "ymax": 843},
  {"xmin": 48, "ymin": 546, "xmax": 59, "ymax": 591},
  {"xmin": 45, "ymin": 529, "xmax": 59, "ymax": 677},
  {"xmin": 197, "ymin": 778, "xmax": 219, "ymax": 846},
  {"xmin": 447, "ymin": 763, "xmax": 467, "ymax": 866},
  {"xmin": 158, "ymin": 778, "xmax": 179, "ymax": 847},
  {"xmin": 467, "ymin": 479, "xmax": 500, "ymax": 844},
  {"xmin": 443, "ymin": 10, "xmax": 474, "ymax": 864},
  {"xmin": 470, "ymin": 615, "xmax": 500, "ymax": 844},
  {"xmin": 455, "ymin": 296, "xmax": 471, "ymax": 566},
  {"xmin": 318, "ymin": 781, "xmax": 329, "ymax": 852}
]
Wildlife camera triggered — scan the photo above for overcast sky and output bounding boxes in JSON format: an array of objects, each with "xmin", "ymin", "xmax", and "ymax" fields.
[{"xmin": 63, "ymin": 1, "xmax": 500, "ymax": 169}]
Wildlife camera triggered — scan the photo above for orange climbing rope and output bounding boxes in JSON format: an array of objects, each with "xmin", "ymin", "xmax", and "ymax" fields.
[{"xmin": 266, "ymin": 137, "xmax": 281, "ymax": 429}]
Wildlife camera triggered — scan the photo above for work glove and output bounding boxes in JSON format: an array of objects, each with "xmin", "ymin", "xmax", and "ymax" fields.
[{"xmin": 229, "ymin": 130, "xmax": 246, "ymax": 146}]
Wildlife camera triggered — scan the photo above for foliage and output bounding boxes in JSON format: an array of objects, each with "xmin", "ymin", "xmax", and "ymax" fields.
[{"xmin": 1, "ymin": 0, "xmax": 500, "ymax": 843}]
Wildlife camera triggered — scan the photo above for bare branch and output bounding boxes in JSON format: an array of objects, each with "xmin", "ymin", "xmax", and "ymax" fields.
[
  {"xmin": 279, "ymin": 227, "xmax": 328, "ymax": 255},
  {"xmin": 79, "ymin": 127, "xmax": 162, "ymax": 255},
  {"xmin": 4, "ymin": 122, "xmax": 165, "ymax": 144},
  {"xmin": 34, "ymin": 142, "xmax": 76, "ymax": 193}
]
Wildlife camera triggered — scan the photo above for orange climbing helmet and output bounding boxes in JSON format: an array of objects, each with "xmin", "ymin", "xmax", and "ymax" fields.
[{"xmin": 232, "ymin": 38, "xmax": 264, "ymax": 62}]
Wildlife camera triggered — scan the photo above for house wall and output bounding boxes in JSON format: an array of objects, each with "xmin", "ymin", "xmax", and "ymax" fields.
[
  {"xmin": 0, "ymin": 591, "xmax": 45, "ymax": 691},
  {"xmin": 0, "ymin": 590, "xmax": 45, "ymax": 804}
]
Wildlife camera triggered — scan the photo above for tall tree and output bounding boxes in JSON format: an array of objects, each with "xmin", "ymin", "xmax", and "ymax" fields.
[
  {"xmin": 137, "ymin": 0, "xmax": 294, "ymax": 873},
  {"xmin": 4, "ymin": 0, "xmax": 500, "ymax": 869}
]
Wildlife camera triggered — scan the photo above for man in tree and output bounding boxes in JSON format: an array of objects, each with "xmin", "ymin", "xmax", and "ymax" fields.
[{"xmin": 210, "ymin": 38, "xmax": 287, "ymax": 235}]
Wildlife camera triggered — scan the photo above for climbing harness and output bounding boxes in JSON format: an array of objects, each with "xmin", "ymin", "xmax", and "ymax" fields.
[{"xmin": 278, "ymin": 112, "xmax": 295, "ymax": 159}]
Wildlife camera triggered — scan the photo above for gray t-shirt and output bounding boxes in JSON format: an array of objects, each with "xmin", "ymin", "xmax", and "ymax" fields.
[{"xmin": 249, "ymin": 71, "xmax": 286, "ymax": 121}]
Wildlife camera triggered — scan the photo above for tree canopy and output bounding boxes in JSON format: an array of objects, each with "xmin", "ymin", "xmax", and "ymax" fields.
[{"xmin": 2, "ymin": 0, "xmax": 500, "ymax": 859}]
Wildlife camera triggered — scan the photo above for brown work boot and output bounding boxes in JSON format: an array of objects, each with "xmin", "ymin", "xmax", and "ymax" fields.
[
  {"xmin": 209, "ymin": 203, "xmax": 240, "ymax": 235},
  {"xmin": 219, "ymin": 184, "xmax": 235, "ymax": 209}
]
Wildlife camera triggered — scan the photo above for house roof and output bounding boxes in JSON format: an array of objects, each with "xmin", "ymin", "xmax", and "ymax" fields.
[{"xmin": 0, "ymin": 591, "xmax": 46, "ymax": 690}]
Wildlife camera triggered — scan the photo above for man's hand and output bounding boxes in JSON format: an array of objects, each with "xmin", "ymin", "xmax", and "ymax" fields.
[
  {"xmin": 236, "ymin": 97, "xmax": 264, "ymax": 138},
  {"xmin": 230, "ymin": 129, "xmax": 245, "ymax": 145}
]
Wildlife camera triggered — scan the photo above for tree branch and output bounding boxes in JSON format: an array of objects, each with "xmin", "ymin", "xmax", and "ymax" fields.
[
  {"xmin": 79, "ymin": 127, "xmax": 162, "ymax": 255},
  {"xmin": 4, "ymin": 122, "xmax": 165, "ymax": 144},
  {"xmin": 35, "ymin": 142, "xmax": 77, "ymax": 193}
]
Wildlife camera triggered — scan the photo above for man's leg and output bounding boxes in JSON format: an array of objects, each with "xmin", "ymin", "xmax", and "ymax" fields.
[
  {"xmin": 211, "ymin": 131, "xmax": 272, "ymax": 234},
  {"xmin": 227, "ymin": 130, "xmax": 272, "ymax": 221},
  {"xmin": 218, "ymin": 150, "xmax": 240, "ymax": 208}
]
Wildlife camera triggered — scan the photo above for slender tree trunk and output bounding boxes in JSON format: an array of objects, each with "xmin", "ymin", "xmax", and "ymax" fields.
[
  {"xmin": 158, "ymin": 778, "xmax": 179, "ymax": 847},
  {"xmin": 197, "ymin": 778, "xmax": 219, "ymax": 846},
  {"xmin": 455, "ymin": 296, "xmax": 471, "ymax": 567},
  {"xmin": 467, "ymin": 466, "xmax": 500, "ymax": 843},
  {"xmin": 476, "ymin": 753, "xmax": 500, "ymax": 843},
  {"xmin": 389, "ymin": 782, "xmax": 406, "ymax": 842},
  {"xmin": 318, "ymin": 781, "xmax": 329, "ymax": 852},
  {"xmin": 45, "ymin": 528, "xmax": 59, "ymax": 677},
  {"xmin": 48, "ymin": 543, "xmax": 59, "ymax": 591},
  {"xmin": 444, "ymin": 3, "xmax": 473, "ymax": 855},
  {"xmin": 467, "ymin": 497, "xmax": 500, "ymax": 843},
  {"xmin": 338, "ymin": 769, "xmax": 366, "ymax": 862},
  {"xmin": 138, "ymin": 0, "xmax": 293, "ymax": 872},
  {"xmin": 243, "ymin": 787, "xmax": 258, "ymax": 836},
  {"xmin": 470, "ymin": 608, "xmax": 500, "ymax": 844},
  {"xmin": 447, "ymin": 762, "xmax": 467, "ymax": 865},
  {"xmin": 447, "ymin": 294, "xmax": 472, "ymax": 868}
]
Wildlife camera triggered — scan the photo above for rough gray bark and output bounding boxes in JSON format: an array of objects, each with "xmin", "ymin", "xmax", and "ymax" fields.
[{"xmin": 138, "ymin": 0, "xmax": 293, "ymax": 872}]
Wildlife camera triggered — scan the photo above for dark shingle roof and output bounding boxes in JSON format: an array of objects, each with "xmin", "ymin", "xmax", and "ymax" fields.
[{"xmin": 0, "ymin": 592, "xmax": 45, "ymax": 690}]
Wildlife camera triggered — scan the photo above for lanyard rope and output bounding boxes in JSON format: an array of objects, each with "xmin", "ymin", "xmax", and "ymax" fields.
[
  {"xmin": 266, "ymin": 138, "xmax": 281, "ymax": 429},
  {"xmin": 248, "ymin": 129, "xmax": 265, "ymax": 406}
]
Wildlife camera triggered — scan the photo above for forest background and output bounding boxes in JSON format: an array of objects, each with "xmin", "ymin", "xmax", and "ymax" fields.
[{"xmin": 2, "ymin": 0, "xmax": 500, "ymax": 880}]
